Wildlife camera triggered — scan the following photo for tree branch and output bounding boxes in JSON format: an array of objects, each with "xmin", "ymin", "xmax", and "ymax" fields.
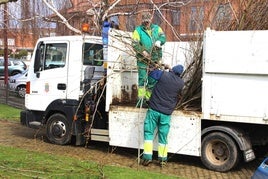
[{"xmin": 42, "ymin": 0, "xmax": 81, "ymax": 34}]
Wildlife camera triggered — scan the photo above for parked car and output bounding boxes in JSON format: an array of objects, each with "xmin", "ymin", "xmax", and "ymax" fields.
[
  {"xmin": 20, "ymin": 56, "xmax": 31, "ymax": 67},
  {"xmin": 8, "ymin": 69, "xmax": 28, "ymax": 98},
  {"xmin": 0, "ymin": 57, "xmax": 27, "ymax": 77},
  {"xmin": 252, "ymin": 157, "xmax": 268, "ymax": 179}
]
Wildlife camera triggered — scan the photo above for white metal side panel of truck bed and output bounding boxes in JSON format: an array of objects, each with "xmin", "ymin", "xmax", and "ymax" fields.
[
  {"xmin": 106, "ymin": 29, "xmax": 137, "ymax": 111},
  {"xmin": 109, "ymin": 106, "xmax": 201, "ymax": 156},
  {"xmin": 202, "ymin": 29, "xmax": 268, "ymax": 123}
]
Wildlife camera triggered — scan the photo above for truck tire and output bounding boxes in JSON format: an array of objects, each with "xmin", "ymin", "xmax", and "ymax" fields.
[
  {"xmin": 201, "ymin": 132, "xmax": 240, "ymax": 172},
  {"xmin": 46, "ymin": 113, "xmax": 71, "ymax": 145}
]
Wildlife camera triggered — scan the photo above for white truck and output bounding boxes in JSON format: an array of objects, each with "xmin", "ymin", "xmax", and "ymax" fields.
[{"xmin": 21, "ymin": 28, "xmax": 268, "ymax": 172}]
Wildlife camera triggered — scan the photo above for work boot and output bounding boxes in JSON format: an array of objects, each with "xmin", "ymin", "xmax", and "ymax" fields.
[
  {"xmin": 159, "ymin": 160, "xmax": 167, "ymax": 168},
  {"xmin": 141, "ymin": 159, "xmax": 152, "ymax": 166}
]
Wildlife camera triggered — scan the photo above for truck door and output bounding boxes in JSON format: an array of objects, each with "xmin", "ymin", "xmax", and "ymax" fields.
[{"xmin": 27, "ymin": 41, "xmax": 69, "ymax": 111}]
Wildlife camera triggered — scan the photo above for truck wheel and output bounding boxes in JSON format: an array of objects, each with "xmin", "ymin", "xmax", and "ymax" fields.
[
  {"xmin": 46, "ymin": 113, "xmax": 71, "ymax": 145},
  {"xmin": 201, "ymin": 132, "xmax": 240, "ymax": 172}
]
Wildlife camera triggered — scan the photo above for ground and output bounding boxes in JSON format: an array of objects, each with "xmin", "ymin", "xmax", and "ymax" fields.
[{"xmin": 0, "ymin": 120, "xmax": 261, "ymax": 178}]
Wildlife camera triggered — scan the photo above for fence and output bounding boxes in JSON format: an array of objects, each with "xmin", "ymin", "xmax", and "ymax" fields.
[{"xmin": 0, "ymin": 82, "xmax": 25, "ymax": 109}]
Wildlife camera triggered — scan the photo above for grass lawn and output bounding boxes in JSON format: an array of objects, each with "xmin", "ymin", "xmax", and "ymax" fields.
[
  {"xmin": 0, "ymin": 104, "xmax": 21, "ymax": 121},
  {"xmin": 0, "ymin": 104, "xmax": 181, "ymax": 178},
  {"xmin": 0, "ymin": 145, "xmax": 178, "ymax": 179}
]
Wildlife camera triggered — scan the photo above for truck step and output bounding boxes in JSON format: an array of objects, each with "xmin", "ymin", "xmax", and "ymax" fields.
[
  {"xmin": 29, "ymin": 121, "xmax": 42, "ymax": 128},
  {"xmin": 91, "ymin": 128, "xmax": 109, "ymax": 142}
]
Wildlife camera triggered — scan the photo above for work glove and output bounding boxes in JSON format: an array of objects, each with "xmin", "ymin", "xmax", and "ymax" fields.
[
  {"xmin": 149, "ymin": 61, "xmax": 160, "ymax": 70},
  {"xmin": 154, "ymin": 40, "xmax": 161, "ymax": 48},
  {"xmin": 142, "ymin": 51, "xmax": 150, "ymax": 58}
]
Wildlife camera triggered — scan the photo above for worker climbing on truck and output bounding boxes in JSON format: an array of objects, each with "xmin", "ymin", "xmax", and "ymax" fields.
[
  {"xmin": 132, "ymin": 11, "xmax": 166, "ymax": 107},
  {"xmin": 141, "ymin": 64, "xmax": 184, "ymax": 167}
]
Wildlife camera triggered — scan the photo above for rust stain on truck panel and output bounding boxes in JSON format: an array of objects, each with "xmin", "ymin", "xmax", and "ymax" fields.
[{"xmin": 112, "ymin": 84, "xmax": 138, "ymax": 105}]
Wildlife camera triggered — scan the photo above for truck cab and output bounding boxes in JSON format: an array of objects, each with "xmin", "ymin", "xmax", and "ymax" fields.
[{"xmin": 21, "ymin": 35, "xmax": 105, "ymax": 144}]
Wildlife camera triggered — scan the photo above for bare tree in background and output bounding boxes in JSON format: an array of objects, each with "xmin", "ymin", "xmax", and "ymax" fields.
[
  {"xmin": 2, "ymin": 0, "xmax": 268, "ymax": 111},
  {"xmin": 177, "ymin": 0, "xmax": 268, "ymax": 111},
  {"xmin": 38, "ymin": 0, "xmax": 268, "ymax": 111}
]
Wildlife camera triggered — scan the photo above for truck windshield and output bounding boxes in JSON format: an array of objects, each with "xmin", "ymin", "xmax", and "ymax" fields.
[{"xmin": 83, "ymin": 43, "xmax": 103, "ymax": 66}]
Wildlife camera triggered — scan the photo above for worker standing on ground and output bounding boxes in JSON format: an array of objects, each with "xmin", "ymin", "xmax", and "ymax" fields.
[
  {"xmin": 141, "ymin": 64, "xmax": 184, "ymax": 167},
  {"xmin": 132, "ymin": 11, "xmax": 166, "ymax": 107}
]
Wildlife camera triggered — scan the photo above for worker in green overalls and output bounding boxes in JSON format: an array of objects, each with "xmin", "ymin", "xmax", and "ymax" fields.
[
  {"xmin": 141, "ymin": 64, "xmax": 184, "ymax": 167},
  {"xmin": 132, "ymin": 11, "xmax": 166, "ymax": 107}
]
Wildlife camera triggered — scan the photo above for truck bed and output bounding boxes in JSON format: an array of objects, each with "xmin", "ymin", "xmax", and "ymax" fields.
[{"xmin": 107, "ymin": 106, "xmax": 201, "ymax": 156}]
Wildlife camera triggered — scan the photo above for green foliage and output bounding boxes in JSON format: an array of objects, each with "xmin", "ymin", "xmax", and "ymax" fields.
[
  {"xmin": 0, "ymin": 49, "xmax": 11, "ymax": 56},
  {"xmin": 0, "ymin": 48, "xmax": 29, "ymax": 59},
  {"xmin": 0, "ymin": 104, "xmax": 21, "ymax": 121},
  {"xmin": 16, "ymin": 49, "xmax": 28, "ymax": 59},
  {"xmin": 0, "ymin": 145, "xmax": 178, "ymax": 178}
]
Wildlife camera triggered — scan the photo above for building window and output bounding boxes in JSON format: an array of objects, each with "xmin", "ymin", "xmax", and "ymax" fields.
[
  {"xmin": 189, "ymin": 6, "xmax": 204, "ymax": 32},
  {"xmin": 153, "ymin": 11, "xmax": 162, "ymax": 25},
  {"xmin": 213, "ymin": 3, "xmax": 232, "ymax": 29},
  {"xmin": 199, "ymin": 7, "xmax": 204, "ymax": 30},
  {"xmin": 110, "ymin": 16, "xmax": 119, "ymax": 29},
  {"xmin": 126, "ymin": 15, "xmax": 136, "ymax": 31},
  {"xmin": 172, "ymin": 10, "xmax": 181, "ymax": 26},
  {"xmin": 190, "ymin": 7, "xmax": 197, "ymax": 31}
]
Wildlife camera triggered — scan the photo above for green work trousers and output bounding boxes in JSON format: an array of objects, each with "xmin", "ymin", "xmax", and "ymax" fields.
[
  {"xmin": 143, "ymin": 108, "xmax": 171, "ymax": 161},
  {"xmin": 137, "ymin": 60, "xmax": 157, "ymax": 91}
]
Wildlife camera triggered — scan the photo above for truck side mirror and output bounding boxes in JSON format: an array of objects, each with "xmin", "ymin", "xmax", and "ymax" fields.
[{"xmin": 34, "ymin": 42, "xmax": 44, "ymax": 75}]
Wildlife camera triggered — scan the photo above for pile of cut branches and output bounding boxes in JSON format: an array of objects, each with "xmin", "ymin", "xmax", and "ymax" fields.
[{"xmin": 177, "ymin": 0, "xmax": 268, "ymax": 111}]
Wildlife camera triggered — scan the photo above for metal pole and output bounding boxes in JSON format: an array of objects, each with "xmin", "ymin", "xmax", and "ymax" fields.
[{"xmin": 4, "ymin": 3, "xmax": 8, "ymax": 103}]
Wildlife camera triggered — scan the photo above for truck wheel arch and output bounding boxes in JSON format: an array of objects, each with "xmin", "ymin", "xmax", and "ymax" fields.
[
  {"xmin": 44, "ymin": 99, "xmax": 78, "ymax": 125},
  {"xmin": 201, "ymin": 125, "xmax": 252, "ymax": 151},
  {"xmin": 201, "ymin": 125, "xmax": 254, "ymax": 172}
]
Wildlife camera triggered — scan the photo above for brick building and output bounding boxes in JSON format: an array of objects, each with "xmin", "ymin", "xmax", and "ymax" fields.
[
  {"xmin": 0, "ymin": 28, "xmax": 56, "ymax": 56},
  {"xmin": 0, "ymin": 0, "xmax": 243, "ymax": 54},
  {"xmin": 55, "ymin": 0, "xmax": 239, "ymax": 41},
  {"xmin": 0, "ymin": 0, "xmax": 56, "ymax": 55}
]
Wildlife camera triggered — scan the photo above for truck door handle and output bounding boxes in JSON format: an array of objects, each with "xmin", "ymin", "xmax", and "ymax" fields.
[{"xmin": 57, "ymin": 83, "xmax": 66, "ymax": 90}]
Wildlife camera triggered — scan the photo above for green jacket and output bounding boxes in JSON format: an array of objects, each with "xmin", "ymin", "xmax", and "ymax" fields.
[{"xmin": 132, "ymin": 24, "xmax": 166, "ymax": 63}]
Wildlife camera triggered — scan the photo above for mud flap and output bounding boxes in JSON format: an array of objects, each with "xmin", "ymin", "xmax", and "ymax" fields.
[{"xmin": 72, "ymin": 120, "xmax": 85, "ymax": 146}]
